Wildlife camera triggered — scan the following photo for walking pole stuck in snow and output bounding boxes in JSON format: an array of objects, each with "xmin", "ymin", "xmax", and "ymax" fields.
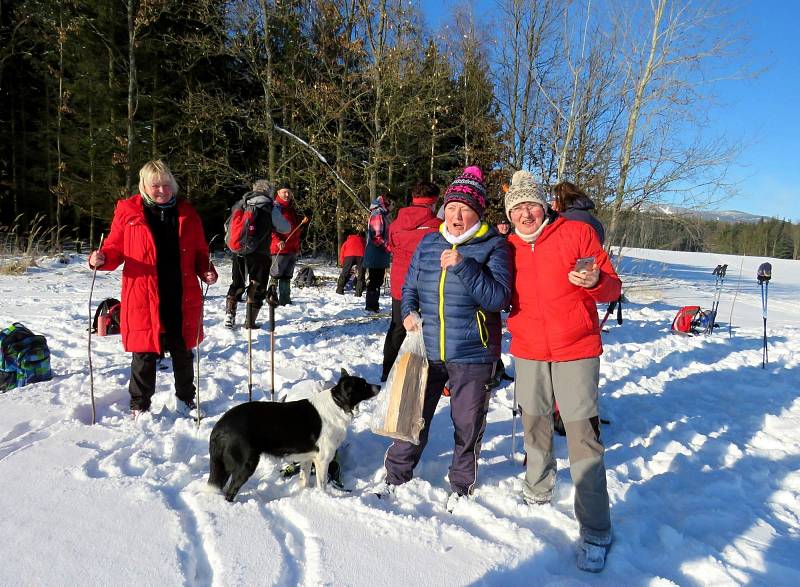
[
  {"xmin": 88, "ymin": 233, "xmax": 105, "ymax": 425},
  {"xmin": 705, "ymin": 264, "xmax": 727, "ymax": 335},
  {"xmin": 247, "ymin": 296, "xmax": 254, "ymax": 402},
  {"xmin": 267, "ymin": 285, "xmax": 279, "ymax": 402},
  {"xmin": 728, "ymin": 256, "xmax": 745, "ymax": 338},
  {"xmin": 511, "ymin": 379, "xmax": 519, "ymax": 465},
  {"xmin": 195, "ymin": 235, "xmax": 218, "ymax": 429},
  {"xmin": 757, "ymin": 262, "xmax": 772, "ymax": 369}
]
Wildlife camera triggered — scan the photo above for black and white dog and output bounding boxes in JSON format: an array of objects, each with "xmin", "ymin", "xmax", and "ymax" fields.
[{"xmin": 208, "ymin": 369, "xmax": 380, "ymax": 502}]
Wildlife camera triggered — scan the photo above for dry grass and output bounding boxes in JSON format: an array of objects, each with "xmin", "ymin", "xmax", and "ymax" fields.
[{"xmin": 0, "ymin": 257, "xmax": 38, "ymax": 275}]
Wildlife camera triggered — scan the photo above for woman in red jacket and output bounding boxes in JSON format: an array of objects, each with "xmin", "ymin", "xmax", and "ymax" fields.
[
  {"xmin": 505, "ymin": 170, "xmax": 620, "ymax": 572},
  {"xmin": 335, "ymin": 233, "xmax": 366, "ymax": 296},
  {"xmin": 89, "ymin": 160, "xmax": 217, "ymax": 419}
]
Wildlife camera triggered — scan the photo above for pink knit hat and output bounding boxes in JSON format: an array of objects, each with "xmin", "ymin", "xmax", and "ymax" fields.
[{"xmin": 443, "ymin": 166, "xmax": 487, "ymax": 217}]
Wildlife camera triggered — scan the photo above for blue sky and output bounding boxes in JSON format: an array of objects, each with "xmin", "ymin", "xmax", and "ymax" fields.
[{"xmin": 421, "ymin": 0, "xmax": 800, "ymax": 222}]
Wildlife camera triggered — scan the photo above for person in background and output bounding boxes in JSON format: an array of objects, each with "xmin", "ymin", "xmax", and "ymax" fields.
[
  {"xmin": 380, "ymin": 180, "xmax": 442, "ymax": 382},
  {"xmin": 495, "ymin": 217, "xmax": 511, "ymax": 237},
  {"xmin": 89, "ymin": 160, "xmax": 217, "ymax": 419},
  {"xmin": 225, "ymin": 180, "xmax": 290, "ymax": 329},
  {"xmin": 381, "ymin": 166, "xmax": 511, "ymax": 511},
  {"xmin": 363, "ymin": 193, "xmax": 394, "ymax": 312},
  {"xmin": 270, "ymin": 185, "xmax": 308, "ymax": 306},
  {"xmin": 336, "ymin": 232, "xmax": 366, "ymax": 296},
  {"xmin": 552, "ymin": 181, "xmax": 605, "ymax": 245},
  {"xmin": 505, "ymin": 170, "xmax": 620, "ymax": 572}
]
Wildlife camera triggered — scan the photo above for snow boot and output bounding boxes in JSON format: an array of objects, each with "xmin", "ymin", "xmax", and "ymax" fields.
[
  {"xmin": 577, "ymin": 530, "xmax": 612, "ymax": 573},
  {"xmin": 224, "ymin": 295, "xmax": 237, "ymax": 329},
  {"xmin": 245, "ymin": 304, "xmax": 261, "ymax": 329},
  {"xmin": 278, "ymin": 278, "xmax": 292, "ymax": 306},
  {"xmin": 365, "ymin": 289, "xmax": 380, "ymax": 312}
]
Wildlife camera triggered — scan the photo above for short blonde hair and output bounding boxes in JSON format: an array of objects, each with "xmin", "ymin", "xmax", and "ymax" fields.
[{"xmin": 138, "ymin": 160, "xmax": 179, "ymax": 197}]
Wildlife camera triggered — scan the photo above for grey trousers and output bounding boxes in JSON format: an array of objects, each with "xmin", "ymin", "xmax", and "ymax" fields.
[{"xmin": 515, "ymin": 356, "xmax": 611, "ymax": 538}]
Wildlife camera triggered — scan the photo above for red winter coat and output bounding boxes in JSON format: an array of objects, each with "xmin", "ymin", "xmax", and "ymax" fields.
[
  {"xmin": 387, "ymin": 204, "xmax": 442, "ymax": 299},
  {"xmin": 507, "ymin": 216, "xmax": 620, "ymax": 362},
  {"xmin": 96, "ymin": 195, "xmax": 215, "ymax": 353},
  {"xmin": 270, "ymin": 200, "xmax": 303, "ymax": 254},
  {"xmin": 339, "ymin": 234, "xmax": 365, "ymax": 265}
]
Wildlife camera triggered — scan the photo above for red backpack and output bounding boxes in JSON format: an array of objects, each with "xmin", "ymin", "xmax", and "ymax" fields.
[
  {"xmin": 671, "ymin": 305, "xmax": 702, "ymax": 335},
  {"xmin": 224, "ymin": 192, "xmax": 273, "ymax": 255}
]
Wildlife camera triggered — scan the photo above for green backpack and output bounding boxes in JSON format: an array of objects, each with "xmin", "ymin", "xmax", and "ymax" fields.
[{"xmin": 0, "ymin": 323, "xmax": 53, "ymax": 392}]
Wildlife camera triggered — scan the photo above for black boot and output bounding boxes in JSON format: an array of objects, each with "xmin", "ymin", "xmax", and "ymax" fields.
[
  {"xmin": 246, "ymin": 304, "xmax": 261, "ymax": 329},
  {"xmin": 365, "ymin": 289, "xmax": 380, "ymax": 312}
]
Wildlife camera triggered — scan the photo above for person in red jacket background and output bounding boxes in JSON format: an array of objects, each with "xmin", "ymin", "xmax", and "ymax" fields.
[
  {"xmin": 505, "ymin": 170, "xmax": 620, "ymax": 572},
  {"xmin": 336, "ymin": 233, "xmax": 366, "ymax": 296},
  {"xmin": 270, "ymin": 186, "xmax": 308, "ymax": 306},
  {"xmin": 89, "ymin": 160, "xmax": 217, "ymax": 419},
  {"xmin": 380, "ymin": 180, "xmax": 441, "ymax": 381}
]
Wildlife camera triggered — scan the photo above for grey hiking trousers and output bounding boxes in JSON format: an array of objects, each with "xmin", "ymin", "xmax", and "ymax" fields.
[{"xmin": 515, "ymin": 356, "xmax": 611, "ymax": 538}]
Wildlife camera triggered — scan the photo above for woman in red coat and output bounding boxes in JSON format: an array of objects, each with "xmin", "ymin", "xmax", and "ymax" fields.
[
  {"xmin": 89, "ymin": 160, "xmax": 217, "ymax": 419},
  {"xmin": 505, "ymin": 170, "xmax": 620, "ymax": 572}
]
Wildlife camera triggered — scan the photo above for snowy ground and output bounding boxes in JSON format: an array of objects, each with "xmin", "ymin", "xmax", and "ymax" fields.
[{"xmin": 0, "ymin": 247, "xmax": 798, "ymax": 586}]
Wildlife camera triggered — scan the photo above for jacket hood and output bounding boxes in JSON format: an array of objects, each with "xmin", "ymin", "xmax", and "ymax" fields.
[
  {"xmin": 370, "ymin": 195, "xmax": 389, "ymax": 212},
  {"xmin": 393, "ymin": 205, "xmax": 441, "ymax": 231},
  {"xmin": 565, "ymin": 195, "xmax": 596, "ymax": 212}
]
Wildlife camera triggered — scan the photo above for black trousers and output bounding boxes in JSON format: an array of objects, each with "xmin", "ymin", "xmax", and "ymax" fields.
[
  {"xmin": 129, "ymin": 332, "xmax": 194, "ymax": 410},
  {"xmin": 227, "ymin": 252, "xmax": 271, "ymax": 308},
  {"xmin": 365, "ymin": 267, "xmax": 385, "ymax": 311},
  {"xmin": 381, "ymin": 297, "xmax": 407, "ymax": 381},
  {"xmin": 336, "ymin": 256, "xmax": 365, "ymax": 295}
]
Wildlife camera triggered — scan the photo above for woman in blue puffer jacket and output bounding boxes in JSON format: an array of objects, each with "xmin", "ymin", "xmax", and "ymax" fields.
[{"xmin": 381, "ymin": 166, "xmax": 512, "ymax": 509}]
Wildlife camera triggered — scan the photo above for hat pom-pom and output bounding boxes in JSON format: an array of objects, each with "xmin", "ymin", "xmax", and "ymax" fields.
[
  {"xmin": 511, "ymin": 170, "xmax": 533, "ymax": 186},
  {"xmin": 463, "ymin": 165, "xmax": 483, "ymax": 181}
]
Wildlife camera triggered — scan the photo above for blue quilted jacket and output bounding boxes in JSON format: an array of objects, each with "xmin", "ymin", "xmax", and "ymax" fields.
[{"xmin": 401, "ymin": 222, "xmax": 512, "ymax": 363}]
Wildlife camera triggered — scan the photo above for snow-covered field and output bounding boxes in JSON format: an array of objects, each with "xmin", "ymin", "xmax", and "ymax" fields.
[{"xmin": 0, "ymin": 247, "xmax": 798, "ymax": 586}]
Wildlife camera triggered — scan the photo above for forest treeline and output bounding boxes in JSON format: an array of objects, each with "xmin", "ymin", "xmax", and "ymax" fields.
[
  {"xmin": 0, "ymin": 0, "xmax": 781, "ymax": 258},
  {"xmin": 601, "ymin": 210, "xmax": 800, "ymax": 260}
]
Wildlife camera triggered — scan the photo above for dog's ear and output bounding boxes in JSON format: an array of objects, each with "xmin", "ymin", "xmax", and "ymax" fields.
[{"xmin": 340, "ymin": 368, "xmax": 349, "ymax": 379}]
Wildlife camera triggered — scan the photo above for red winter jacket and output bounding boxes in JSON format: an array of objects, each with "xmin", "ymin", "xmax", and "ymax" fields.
[
  {"xmin": 507, "ymin": 215, "xmax": 620, "ymax": 362},
  {"xmin": 96, "ymin": 195, "xmax": 215, "ymax": 353},
  {"xmin": 270, "ymin": 200, "xmax": 303, "ymax": 255},
  {"xmin": 339, "ymin": 234, "xmax": 366, "ymax": 265},
  {"xmin": 387, "ymin": 204, "xmax": 442, "ymax": 299}
]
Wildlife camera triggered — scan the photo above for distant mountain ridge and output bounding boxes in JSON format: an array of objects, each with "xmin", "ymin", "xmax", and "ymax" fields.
[{"xmin": 646, "ymin": 204, "xmax": 771, "ymax": 224}]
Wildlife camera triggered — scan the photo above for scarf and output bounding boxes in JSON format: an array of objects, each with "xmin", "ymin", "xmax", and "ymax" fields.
[
  {"xmin": 443, "ymin": 221, "xmax": 481, "ymax": 245},
  {"xmin": 515, "ymin": 216, "xmax": 550, "ymax": 244}
]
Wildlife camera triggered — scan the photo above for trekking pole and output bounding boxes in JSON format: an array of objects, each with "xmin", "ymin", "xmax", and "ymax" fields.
[
  {"xmin": 247, "ymin": 301, "xmax": 253, "ymax": 402},
  {"xmin": 195, "ymin": 235, "xmax": 219, "ymax": 429},
  {"xmin": 267, "ymin": 285, "xmax": 279, "ymax": 402},
  {"xmin": 757, "ymin": 263, "xmax": 771, "ymax": 369},
  {"xmin": 87, "ymin": 233, "xmax": 105, "ymax": 425},
  {"xmin": 728, "ymin": 256, "xmax": 745, "ymax": 339}
]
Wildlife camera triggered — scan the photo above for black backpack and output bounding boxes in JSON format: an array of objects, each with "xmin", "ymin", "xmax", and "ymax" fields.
[
  {"xmin": 92, "ymin": 298, "xmax": 122, "ymax": 335},
  {"xmin": 224, "ymin": 192, "xmax": 274, "ymax": 255},
  {"xmin": 294, "ymin": 266, "xmax": 317, "ymax": 288}
]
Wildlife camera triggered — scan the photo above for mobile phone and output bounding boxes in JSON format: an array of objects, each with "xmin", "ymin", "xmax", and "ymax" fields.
[{"xmin": 573, "ymin": 256, "xmax": 595, "ymax": 273}]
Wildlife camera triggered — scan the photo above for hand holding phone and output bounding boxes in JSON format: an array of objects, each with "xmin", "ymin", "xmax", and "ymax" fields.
[{"xmin": 573, "ymin": 256, "xmax": 595, "ymax": 273}]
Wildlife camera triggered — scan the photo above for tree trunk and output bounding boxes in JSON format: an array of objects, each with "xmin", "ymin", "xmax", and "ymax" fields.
[{"xmin": 126, "ymin": 0, "xmax": 138, "ymax": 193}]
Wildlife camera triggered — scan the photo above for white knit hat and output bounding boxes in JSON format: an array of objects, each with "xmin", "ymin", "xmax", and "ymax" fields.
[{"xmin": 504, "ymin": 170, "xmax": 548, "ymax": 217}]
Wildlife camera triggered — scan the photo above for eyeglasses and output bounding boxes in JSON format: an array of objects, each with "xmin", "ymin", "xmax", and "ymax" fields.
[{"xmin": 509, "ymin": 203, "xmax": 541, "ymax": 216}]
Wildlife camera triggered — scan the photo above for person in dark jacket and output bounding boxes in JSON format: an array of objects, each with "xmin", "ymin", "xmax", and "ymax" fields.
[
  {"xmin": 363, "ymin": 194, "xmax": 394, "ymax": 312},
  {"xmin": 380, "ymin": 180, "xmax": 442, "ymax": 381},
  {"xmin": 495, "ymin": 217, "xmax": 511, "ymax": 237},
  {"xmin": 381, "ymin": 166, "xmax": 512, "ymax": 510},
  {"xmin": 335, "ymin": 233, "xmax": 366, "ymax": 295},
  {"xmin": 89, "ymin": 160, "xmax": 218, "ymax": 419},
  {"xmin": 552, "ymin": 181, "xmax": 605, "ymax": 245},
  {"xmin": 270, "ymin": 186, "xmax": 308, "ymax": 306},
  {"xmin": 225, "ymin": 180, "xmax": 290, "ymax": 329}
]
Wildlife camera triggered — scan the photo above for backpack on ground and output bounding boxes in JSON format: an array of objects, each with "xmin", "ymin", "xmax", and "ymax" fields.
[
  {"xmin": 91, "ymin": 298, "xmax": 121, "ymax": 336},
  {"xmin": 294, "ymin": 266, "xmax": 317, "ymax": 288},
  {"xmin": 224, "ymin": 192, "xmax": 273, "ymax": 255},
  {"xmin": 670, "ymin": 305, "xmax": 713, "ymax": 336},
  {"xmin": 0, "ymin": 323, "xmax": 53, "ymax": 392}
]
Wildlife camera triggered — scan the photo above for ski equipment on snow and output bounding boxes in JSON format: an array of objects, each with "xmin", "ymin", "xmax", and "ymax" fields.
[
  {"xmin": 704, "ymin": 264, "xmax": 727, "ymax": 335},
  {"xmin": 758, "ymin": 262, "xmax": 771, "ymax": 369},
  {"xmin": 224, "ymin": 192, "xmax": 273, "ymax": 255},
  {"xmin": 91, "ymin": 298, "xmax": 121, "ymax": 336},
  {"xmin": 0, "ymin": 323, "xmax": 52, "ymax": 392}
]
